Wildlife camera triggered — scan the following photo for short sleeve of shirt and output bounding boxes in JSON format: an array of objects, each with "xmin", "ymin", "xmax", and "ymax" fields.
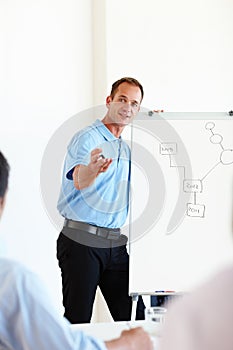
[{"xmin": 65, "ymin": 128, "xmax": 94, "ymax": 180}]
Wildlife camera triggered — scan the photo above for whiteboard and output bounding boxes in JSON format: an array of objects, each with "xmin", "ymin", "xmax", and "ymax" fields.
[{"xmin": 129, "ymin": 111, "xmax": 233, "ymax": 294}]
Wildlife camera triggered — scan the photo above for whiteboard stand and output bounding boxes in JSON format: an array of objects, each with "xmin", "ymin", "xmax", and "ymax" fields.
[{"xmin": 130, "ymin": 293, "xmax": 139, "ymax": 321}]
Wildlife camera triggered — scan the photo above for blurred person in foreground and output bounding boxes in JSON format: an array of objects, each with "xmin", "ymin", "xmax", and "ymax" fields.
[
  {"xmin": 159, "ymin": 265, "xmax": 233, "ymax": 350},
  {"xmin": 0, "ymin": 150, "xmax": 152, "ymax": 350}
]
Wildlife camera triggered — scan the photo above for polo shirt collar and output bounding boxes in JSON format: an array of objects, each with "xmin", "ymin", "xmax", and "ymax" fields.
[{"xmin": 93, "ymin": 119, "xmax": 121, "ymax": 141}]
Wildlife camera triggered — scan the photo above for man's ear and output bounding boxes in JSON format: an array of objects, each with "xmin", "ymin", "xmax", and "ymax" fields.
[
  {"xmin": 0, "ymin": 194, "xmax": 6, "ymax": 218},
  {"xmin": 0, "ymin": 197, "xmax": 3, "ymax": 218},
  {"xmin": 106, "ymin": 96, "xmax": 112, "ymax": 108}
]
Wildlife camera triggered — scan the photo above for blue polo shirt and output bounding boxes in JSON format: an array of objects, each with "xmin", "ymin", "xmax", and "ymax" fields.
[{"xmin": 57, "ymin": 119, "xmax": 131, "ymax": 228}]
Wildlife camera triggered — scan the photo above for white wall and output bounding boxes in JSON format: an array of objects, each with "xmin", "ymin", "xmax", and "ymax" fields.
[
  {"xmin": 0, "ymin": 0, "xmax": 93, "ymax": 310},
  {"xmin": 104, "ymin": 0, "xmax": 233, "ymax": 112}
]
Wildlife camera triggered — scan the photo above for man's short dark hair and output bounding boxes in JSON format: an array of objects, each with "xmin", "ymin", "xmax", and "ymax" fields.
[
  {"xmin": 110, "ymin": 77, "xmax": 144, "ymax": 101},
  {"xmin": 0, "ymin": 151, "xmax": 10, "ymax": 198}
]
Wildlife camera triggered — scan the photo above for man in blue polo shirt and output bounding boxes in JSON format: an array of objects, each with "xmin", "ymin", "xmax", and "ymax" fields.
[{"xmin": 57, "ymin": 77, "xmax": 145, "ymax": 323}]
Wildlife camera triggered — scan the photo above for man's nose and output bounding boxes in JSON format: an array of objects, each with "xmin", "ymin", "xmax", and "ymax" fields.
[{"xmin": 122, "ymin": 102, "xmax": 132, "ymax": 112}]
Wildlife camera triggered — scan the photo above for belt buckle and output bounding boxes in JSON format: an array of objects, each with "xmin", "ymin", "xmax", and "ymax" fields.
[
  {"xmin": 96, "ymin": 227, "xmax": 107, "ymax": 238},
  {"xmin": 107, "ymin": 230, "xmax": 119, "ymax": 240}
]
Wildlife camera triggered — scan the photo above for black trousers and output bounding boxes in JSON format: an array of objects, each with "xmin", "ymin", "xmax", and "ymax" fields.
[{"xmin": 57, "ymin": 229, "xmax": 145, "ymax": 323}]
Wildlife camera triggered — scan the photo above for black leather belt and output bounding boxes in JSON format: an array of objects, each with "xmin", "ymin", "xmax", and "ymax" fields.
[{"xmin": 64, "ymin": 219, "xmax": 121, "ymax": 240}]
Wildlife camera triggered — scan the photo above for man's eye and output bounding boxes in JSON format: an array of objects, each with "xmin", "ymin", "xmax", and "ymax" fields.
[
  {"xmin": 132, "ymin": 102, "xmax": 139, "ymax": 108},
  {"xmin": 119, "ymin": 98, "xmax": 127, "ymax": 103}
]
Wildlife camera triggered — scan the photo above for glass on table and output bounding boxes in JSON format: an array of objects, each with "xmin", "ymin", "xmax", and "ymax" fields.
[{"xmin": 145, "ymin": 307, "xmax": 167, "ymax": 324}]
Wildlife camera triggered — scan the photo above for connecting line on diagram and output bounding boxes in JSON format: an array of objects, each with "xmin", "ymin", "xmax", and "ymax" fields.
[{"xmin": 160, "ymin": 122, "xmax": 233, "ymax": 218}]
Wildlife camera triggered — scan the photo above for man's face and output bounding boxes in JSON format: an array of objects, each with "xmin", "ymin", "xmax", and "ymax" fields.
[{"xmin": 106, "ymin": 82, "xmax": 142, "ymax": 126}]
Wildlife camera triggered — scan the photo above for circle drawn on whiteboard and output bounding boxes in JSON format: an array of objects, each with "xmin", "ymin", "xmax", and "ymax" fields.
[
  {"xmin": 220, "ymin": 149, "xmax": 233, "ymax": 165},
  {"xmin": 205, "ymin": 122, "xmax": 215, "ymax": 130},
  {"xmin": 210, "ymin": 134, "xmax": 223, "ymax": 144}
]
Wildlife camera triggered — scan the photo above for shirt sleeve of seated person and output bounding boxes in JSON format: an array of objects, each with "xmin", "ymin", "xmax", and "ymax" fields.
[
  {"xmin": 159, "ymin": 265, "xmax": 233, "ymax": 350},
  {"xmin": 0, "ymin": 258, "xmax": 106, "ymax": 350}
]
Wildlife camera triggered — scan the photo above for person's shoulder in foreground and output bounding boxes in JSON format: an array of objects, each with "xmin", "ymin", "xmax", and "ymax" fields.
[
  {"xmin": 159, "ymin": 264, "xmax": 233, "ymax": 350},
  {"xmin": 0, "ymin": 256, "xmax": 153, "ymax": 350},
  {"xmin": 0, "ymin": 257, "xmax": 107, "ymax": 350}
]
